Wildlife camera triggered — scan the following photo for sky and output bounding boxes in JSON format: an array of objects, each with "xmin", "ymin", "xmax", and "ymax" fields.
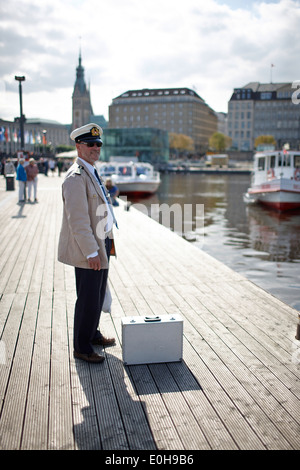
[{"xmin": 0, "ymin": 0, "xmax": 300, "ymax": 125}]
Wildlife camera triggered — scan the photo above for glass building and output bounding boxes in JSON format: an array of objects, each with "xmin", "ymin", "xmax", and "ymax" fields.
[{"xmin": 101, "ymin": 128, "xmax": 169, "ymax": 163}]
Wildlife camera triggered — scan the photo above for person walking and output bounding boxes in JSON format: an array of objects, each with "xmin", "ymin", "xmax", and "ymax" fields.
[
  {"xmin": 58, "ymin": 123, "xmax": 117, "ymax": 363},
  {"xmin": 4, "ymin": 158, "xmax": 15, "ymax": 176},
  {"xmin": 57, "ymin": 158, "xmax": 64, "ymax": 176},
  {"xmin": 25, "ymin": 158, "xmax": 39, "ymax": 202},
  {"xmin": 16, "ymin": 158, "xmax": 27, "ymax": 203}
]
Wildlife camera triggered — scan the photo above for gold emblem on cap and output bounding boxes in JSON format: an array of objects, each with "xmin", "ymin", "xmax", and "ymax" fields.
[{"xmin": 90, "ymin": 126, "xmax": 100, "ymax": 137}]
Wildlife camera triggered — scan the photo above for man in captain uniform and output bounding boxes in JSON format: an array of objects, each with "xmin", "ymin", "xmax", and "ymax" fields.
[{"xmin": 58, "ymin": 123, "xmax": 117, "ymax": 363}]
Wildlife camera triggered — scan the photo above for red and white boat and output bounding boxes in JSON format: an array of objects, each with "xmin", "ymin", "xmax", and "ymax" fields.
[{"xmin": 244, "ymin": 150, "xmax": 300, "ymax": 211}]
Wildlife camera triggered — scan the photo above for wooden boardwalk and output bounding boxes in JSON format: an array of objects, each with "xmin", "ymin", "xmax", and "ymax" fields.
[{"xmin": 0, "ymin": 172, "xmax": 299, "ymax": 451}]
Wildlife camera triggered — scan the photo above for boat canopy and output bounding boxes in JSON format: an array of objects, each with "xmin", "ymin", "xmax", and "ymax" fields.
[{"xmin": 255, "ymin": 151, "xmax": 300, "ymax": 171}]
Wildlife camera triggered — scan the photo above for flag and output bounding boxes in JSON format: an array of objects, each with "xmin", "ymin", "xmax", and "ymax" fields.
[
  {"xmin": 4, "ymin": 127, "xmax": 9, "ymax": 142},
  {"xmin": 0, "ymin": 127, "xmax": 4, "ymax": 142}
]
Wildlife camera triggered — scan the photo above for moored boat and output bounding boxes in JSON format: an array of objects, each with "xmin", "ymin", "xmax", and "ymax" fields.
[
  {"xmin": 244, "ymin": 150, "xmax": 300, "ymax": 211},
  {"xmin": 96, "ymin": 157, "xmax": 161, "ymax": 196}
]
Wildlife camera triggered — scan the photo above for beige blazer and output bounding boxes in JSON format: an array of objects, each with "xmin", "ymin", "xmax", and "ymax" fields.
[{"xmin": 58, "ymin": 158, "xmax": 115, "ymax": 269}]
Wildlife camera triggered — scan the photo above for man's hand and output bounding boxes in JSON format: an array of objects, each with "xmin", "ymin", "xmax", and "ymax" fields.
[{"xmin": 88, "ymin": 255, "xmax": 101, "ymax": 271}]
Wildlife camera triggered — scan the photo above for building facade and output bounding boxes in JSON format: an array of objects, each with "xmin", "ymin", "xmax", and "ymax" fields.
[
  {"xmin": 0, "ymin": 117, "xmax": 70, "ymax": 154},
  {"xmin": 108, "ymin": 87, "xmax": 217, "ymax": 153},
  {"xmin": 228, "ymin": 82, "xmax": 300, "ymax": 151}
]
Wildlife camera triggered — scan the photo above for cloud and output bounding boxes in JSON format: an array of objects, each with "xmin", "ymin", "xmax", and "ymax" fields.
[{"xmin": 0, "ymin": 0, "xmax": 299, "ymax": 123}]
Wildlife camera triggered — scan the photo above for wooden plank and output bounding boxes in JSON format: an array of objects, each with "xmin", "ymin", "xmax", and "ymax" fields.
[
  {"xmin": 0, "ymin": 292, "xmax": 39, "ymax": 449},
  {"xmin": 48, "ymin": 291, "xmax": 74, "ymax": 450},
  {"xmin": 101, "ymin": 313, "xmax": 157, "ymax": 450},
  {"xmin": 64, "ymin": 285, "xmax": 103, "ymax": 450},
  {"xmin": 20, "ymin": 290, "xmax": 52, "ymax": 450},
  {"xmin": 0, "ymin": 292, "xmax": 27, "ymax": 409},
  {"xmin": 128, "ymin": 364, "xmax": 185, "ymax": 450},
  {"xmin": 148, "ymin": 362, "xmax": 211, "ymax": 450}
]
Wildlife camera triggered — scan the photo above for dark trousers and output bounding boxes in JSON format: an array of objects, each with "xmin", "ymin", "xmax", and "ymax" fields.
[{"xmin": 74, "ymin": 238, "xmax": 111, "ymax": 354}]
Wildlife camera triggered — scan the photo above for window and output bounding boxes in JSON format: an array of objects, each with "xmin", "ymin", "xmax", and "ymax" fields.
[
  {"xmin": 294, "ymin": 155, "xmax": 300, "ymax": 168},
  {"xmin": 118, "ymin": 166, "xmax": 132, "ymax": 176},
  {"xmin": 270, "ymin": 155, "xmax": 276, "ymax": 168},
  {"xmin": 261, "ymin": 92, "xmax": 272, "ymax": 100},
  {"xmin": 283, "ymin": 153, "xmax": 291, "ymax": 166},
  {"xmin": 258, "ymin": 157, "xmax": 265, "ymax": 170}
]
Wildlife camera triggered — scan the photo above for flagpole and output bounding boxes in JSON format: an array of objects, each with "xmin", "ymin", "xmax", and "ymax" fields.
[
  {"xmin": 270, "ymin": 64, "xmax": 274, "ymax": 83},
  {"xmin": 15, "ymin": 75, "xmax": 26, "ymax": 149}
]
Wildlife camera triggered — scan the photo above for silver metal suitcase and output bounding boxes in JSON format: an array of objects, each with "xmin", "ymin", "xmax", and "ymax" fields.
[{"xmin": 121, "ymin": 314, "xmax": 183, "ymax": 365}]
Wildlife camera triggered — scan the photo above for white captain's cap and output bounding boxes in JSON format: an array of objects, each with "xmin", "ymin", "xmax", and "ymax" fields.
[{"xmin": 70, "ymin": 123, "xmax": 103, "ymax": 144}]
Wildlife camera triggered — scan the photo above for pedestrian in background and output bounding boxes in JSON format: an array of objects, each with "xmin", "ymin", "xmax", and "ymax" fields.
[
  {"xmin": 4, "ymin": 158, "xmax": 15, "ymax": 176},
  {"xmin": 25, "ymin": 158, "xmax": 39, "ymax": 202},
  {"xmin": 105, "ymin": 178, "xmax": 119, "ymax": 206},
  {"xmin": 16, "ymin": 158, "xmax": 27, "ymax": 203}
]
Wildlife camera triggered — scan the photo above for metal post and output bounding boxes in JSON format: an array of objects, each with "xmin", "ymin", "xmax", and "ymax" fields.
[{"xmin": 15, "ymin": 75, "xmax": 25, "ymax": 149}]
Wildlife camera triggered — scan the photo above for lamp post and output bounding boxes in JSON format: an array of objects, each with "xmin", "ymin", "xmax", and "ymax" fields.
[{"xmin": 15, "ymin": 75, "xmax": 25, "ymax": 149}]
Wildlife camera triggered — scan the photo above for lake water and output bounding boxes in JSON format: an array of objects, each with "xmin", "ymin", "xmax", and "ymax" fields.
[{"xmin": 128, "ymin": 172, "xmax": 300, "ymax": 312}]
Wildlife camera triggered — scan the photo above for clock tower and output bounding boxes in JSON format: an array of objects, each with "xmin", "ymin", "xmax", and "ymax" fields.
[{"xmin": 72, "ymin": 51, "xmax": 93, "ymax": 131}]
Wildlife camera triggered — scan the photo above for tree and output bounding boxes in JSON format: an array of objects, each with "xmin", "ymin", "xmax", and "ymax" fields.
[
  {"xmin": 254, "ymin": 135, "xmax": 276, "ymax": 148},
  {"xmin": 169, "ymin": 133, "xmax": 194, "ymax": 155},
  {"xmin": 209, "ymin": 132, "xmax": 231, "ymax": 152}
]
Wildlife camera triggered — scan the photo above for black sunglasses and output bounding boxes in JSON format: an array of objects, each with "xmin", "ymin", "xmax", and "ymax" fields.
[{"xmin": 79, "ymin": 141, "xmax": 102, "ymax": 148}]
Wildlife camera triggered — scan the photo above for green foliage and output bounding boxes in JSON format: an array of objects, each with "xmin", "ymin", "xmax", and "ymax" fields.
[
  {"xmin": 254, "ymin": 135, "xmax": 276, "ymax": 148},
  {"xmin": 209, "ymin": 132, "xmax": 232, "ymax": 152},
  {"xmin": 169, "ymin": 133, "xmax": 194, "ymax": 152}
]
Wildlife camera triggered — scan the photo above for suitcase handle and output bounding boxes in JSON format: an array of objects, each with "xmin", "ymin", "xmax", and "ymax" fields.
[{"xmin": 144, "ymin": 316, "xmax": 161, "ymax": 322}]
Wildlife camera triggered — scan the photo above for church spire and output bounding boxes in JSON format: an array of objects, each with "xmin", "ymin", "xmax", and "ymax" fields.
[
  {"xmin": 72, "ymin": 48, "xmax": 93, "ymax": 130},
  {"xmin": 74, "ymin": 49, "xmax": 86, "ymax": 94}
]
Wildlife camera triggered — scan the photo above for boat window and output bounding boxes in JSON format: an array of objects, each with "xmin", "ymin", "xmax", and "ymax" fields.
[
  {"xmin": 258, "ymin": 157, "xmax": 265, "ymax": 171},
  {"xmin": 270, "ymin": 155, "xmax": 276, "ymax": 169},
  {"xmin": 136, "ymin": 166, "xmax": 149, "ymax": 176},
  {"xmin": 283, "ymin": 153, "xmax": 291, "ymax": 167},
  {"xmin": 118, "ymin": 166, "xmax": 132, "ymax": 176},
  {"xmin": 100, "ymin": 165, "xmax": 116, "ymax": 175},
  {"xmin": 294, "ymin": 155, "xmax": 300, "ymax": 168},
  {"xmin": 278, "ymin": 153, "xmax": 282, "ymax": 166}
]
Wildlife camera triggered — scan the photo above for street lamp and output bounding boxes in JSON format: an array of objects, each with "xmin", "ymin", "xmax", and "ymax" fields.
[{"xmin": 15, "ymin": 75, "xmax": 25, "ymax": 149}]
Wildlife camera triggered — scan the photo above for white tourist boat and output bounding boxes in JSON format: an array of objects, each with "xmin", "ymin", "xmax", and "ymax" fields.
[
  {"xmin": 244, "ymin": 150, "xmax": 300, "ymax": 211},
  {"xmin": 96, "ymin": 157, "xmax": 161, "ymax": 196}
]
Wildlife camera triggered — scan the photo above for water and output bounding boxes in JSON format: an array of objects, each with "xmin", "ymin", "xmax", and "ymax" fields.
[{"xmin": 128, "ymin": 172, "xmax": 300, "ymax": 312}]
